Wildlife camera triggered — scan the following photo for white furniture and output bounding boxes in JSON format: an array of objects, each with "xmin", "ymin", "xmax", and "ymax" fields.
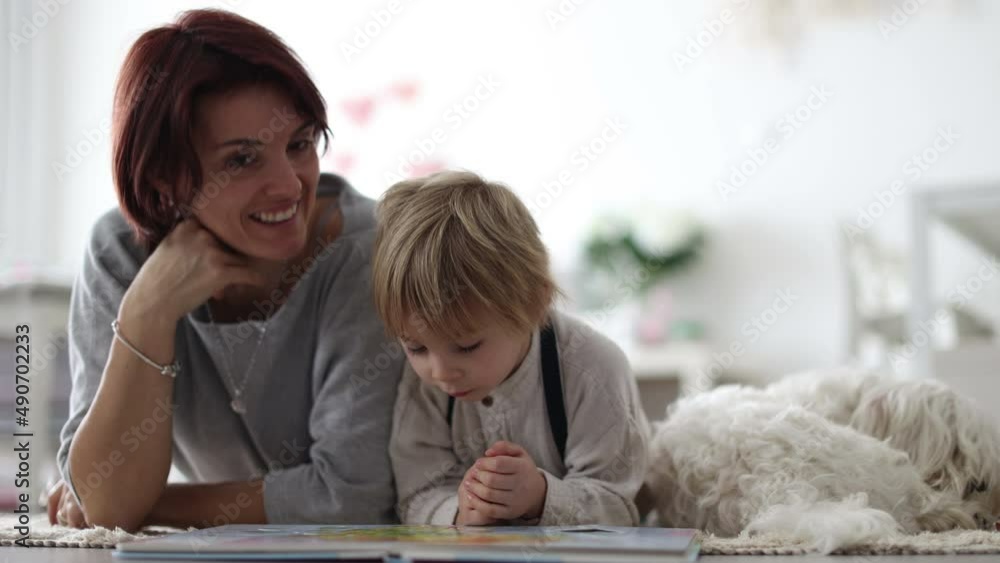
[
  {"xmin": 909, "ymin": 183, "xmax": 1000, "ymax": 377},
  {"xmin": 573, "ymin": 302, "xmax": 715, "ymax": 421},
  {"xmin": 840, "ymin": 223, "xmax": 910, "ymax": 369},
  {"xmin": 0, "ymin": 272, "xmax": 74, "ymax": 507},
  {"xmin": 931, "ymin": 340, "xmax": 1000, "ymax": 424},
  {"xmin": 624, "ymin": 340, "xmax": 714, "ymax": 422}
]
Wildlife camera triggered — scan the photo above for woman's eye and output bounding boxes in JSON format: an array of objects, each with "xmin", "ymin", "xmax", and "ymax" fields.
[
  {"xmin": 458, "ymin": 342, "xmax": 482, "ymax": 354},
  {"xmin": 289, "ymin": 138, "xmax": 314, "ymax": 152},
  {"xmin": 227, "ymin": 150, "xmax": 257, "ymax": 169}
]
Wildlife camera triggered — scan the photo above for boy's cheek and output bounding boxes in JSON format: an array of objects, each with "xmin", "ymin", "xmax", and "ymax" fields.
[
  {"xmin": 410, "ymin": 364, "xmax": 448, "ymax": 392},
  {"xmin": 404, "ymin": 357, "xmax": 428, "ymax": 379},
  {"xmin": 411, "ymin": 365, "xmax": 432, "ymax": 383}
]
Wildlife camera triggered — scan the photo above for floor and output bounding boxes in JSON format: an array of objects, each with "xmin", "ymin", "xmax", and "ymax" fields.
[{"xmin": 2, "ymin": 549, "xmax": 999, "ymax": 562}]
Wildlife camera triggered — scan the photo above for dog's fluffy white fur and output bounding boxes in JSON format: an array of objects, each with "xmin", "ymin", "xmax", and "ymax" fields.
[{"xmin": 646, "ymin": 368, "xmax": 1000, "ymax": 553}]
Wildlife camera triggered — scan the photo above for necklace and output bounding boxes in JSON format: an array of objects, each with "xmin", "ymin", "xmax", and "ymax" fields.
[{"xmin": 205, "ymin": 302, "xmax": 269, "ymax": 415}]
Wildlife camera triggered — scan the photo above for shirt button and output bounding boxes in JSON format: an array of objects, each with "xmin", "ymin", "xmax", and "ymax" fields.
[{"xmin": 481, "ymin": 396, "xmax": 494, "ymax": 407}]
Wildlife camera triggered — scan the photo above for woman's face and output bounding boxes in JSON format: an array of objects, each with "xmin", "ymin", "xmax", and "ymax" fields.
[{"xmin": 190, "ymin": 84, "xmax": 321, "ymax": 261}]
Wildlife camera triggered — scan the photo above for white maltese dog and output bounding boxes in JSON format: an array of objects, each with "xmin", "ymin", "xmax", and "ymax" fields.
[{"xmin": 646, "ymin": 368, "xmax": 1000, "ymax": 553}]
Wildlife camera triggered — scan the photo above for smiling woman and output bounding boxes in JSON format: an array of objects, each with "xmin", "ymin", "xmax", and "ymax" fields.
[
  {"xmin": 47, "ymin": 9, "xmax": 404, "ymax": 531},
  {"xmin": 189, "ymin": 85, "xmax": 321, "ymax": 265}
]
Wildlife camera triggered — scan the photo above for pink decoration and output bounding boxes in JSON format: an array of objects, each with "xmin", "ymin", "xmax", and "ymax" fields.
[
  {"xmin": 331, "ymin": 153, "xmax": 356, "ymax": 174},
  {"xmin": 409, "ymin": 160, "xmax": 446, "ymax": 177},
  {"xmin": 389, "ymin": 80, "xmax": 419, "ymax": 102},
  {"xmin": 340, "ymin": 97, "xmax": 376, "ymax": 127},
  {"xmin": 636, "ymin": 284, "xmax": 673, "ymax": 345}
]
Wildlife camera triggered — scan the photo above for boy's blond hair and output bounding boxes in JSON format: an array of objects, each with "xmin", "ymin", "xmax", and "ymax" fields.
[{"xmin": 373, "ymin": 170, "xmax": 557, "ymax": 340}]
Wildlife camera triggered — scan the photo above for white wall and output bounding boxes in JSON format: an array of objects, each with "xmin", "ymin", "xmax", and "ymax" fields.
[{"xmin": 4, "ymin": 0, "xmax": 999, "ymax": 380}]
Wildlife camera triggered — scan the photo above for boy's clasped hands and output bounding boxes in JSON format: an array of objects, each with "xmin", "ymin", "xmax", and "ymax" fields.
[{"xmin": 457, "ymin": 441, "xmax": 548, "ymax": 525}]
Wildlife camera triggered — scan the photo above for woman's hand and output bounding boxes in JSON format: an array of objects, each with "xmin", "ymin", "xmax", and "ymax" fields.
[
  {"xmin": 121, "ymin": 218, "xmax": 267, "ymax": 323},
  {"xmin": 462, "ymin": 441, "xmax": 548, "ymax": 522},
  {"xmin": 46, "ymin": 480, "xmax": 88, "ymax": 528},
  {"xmin": 67, "ymin": 217, "xmax": 265, "ymax": 529}
]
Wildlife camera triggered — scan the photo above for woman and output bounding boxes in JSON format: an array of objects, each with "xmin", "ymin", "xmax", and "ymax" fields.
[{"xmin": 46, "ymin": 9, "xmax": 403, "ymax": 530}]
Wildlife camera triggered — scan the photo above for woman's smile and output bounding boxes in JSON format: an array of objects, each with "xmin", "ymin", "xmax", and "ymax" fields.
[{"xmin": 249, "ymin": 200, "xmax": 300, "ymax": 224}]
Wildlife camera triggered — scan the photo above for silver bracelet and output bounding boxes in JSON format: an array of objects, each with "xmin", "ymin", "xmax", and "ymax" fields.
[{"xmin": 110, "ymin": 319, "xmax": 181, "ymax": 378}]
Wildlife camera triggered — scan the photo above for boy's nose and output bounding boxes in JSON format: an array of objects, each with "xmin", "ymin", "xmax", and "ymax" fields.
[{"xmin": 431, "ymin": 364, "xmax": 463, "ymax": 383}]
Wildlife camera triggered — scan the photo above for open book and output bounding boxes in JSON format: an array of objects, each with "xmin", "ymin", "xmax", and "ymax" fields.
[{"xmin": 114, "ymin": 524, "xmax": 701, "ymax": 562}]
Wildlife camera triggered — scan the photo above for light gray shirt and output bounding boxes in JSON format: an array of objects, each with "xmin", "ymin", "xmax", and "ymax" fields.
[
  {"xmin": 57, "ymin": 174, "xmax": 404, "ymax": 524},
  {"xmin": 390, "ymin": 309, "xmax": 650, "ymax": 526}
]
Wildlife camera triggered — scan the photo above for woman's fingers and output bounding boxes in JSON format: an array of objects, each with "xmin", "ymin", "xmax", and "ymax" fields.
[
  {"xmin": 46, "ymin": 482, "xmax": 64, "ymax": 525},
  {"xmin": 47, "ymin": 482, "xmax": 88, "ymax": 529},
  {"xmin": 62, "ymin": 493, "xmax": 88, "ymax": 528},
  {"xmin": 164, "ymin": 216, "xmax": 208, "ymax": 248},
  {"xmin": 203, "ymin": 249, "xmax": 267, "ymax": 299}
]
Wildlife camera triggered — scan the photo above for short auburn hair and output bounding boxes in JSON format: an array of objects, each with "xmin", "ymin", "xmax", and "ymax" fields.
[
  {"xmin": 372, "ymin": 171, "xmax": 559, "ymax": 340},
  {"xmin": 111, "ymin": 9, "xmax": 331, "ymax": 252}
]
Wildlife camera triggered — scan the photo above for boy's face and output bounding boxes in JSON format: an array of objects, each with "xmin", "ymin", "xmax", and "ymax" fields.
[{"xmin": 400, "ymin": 311, "xmax": 533, "ymax": 403}]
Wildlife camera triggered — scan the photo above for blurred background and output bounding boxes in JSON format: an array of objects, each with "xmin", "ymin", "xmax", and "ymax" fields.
[{"xmin": 2, "ymin": 0, "xmax": 999, "ymax": 508}]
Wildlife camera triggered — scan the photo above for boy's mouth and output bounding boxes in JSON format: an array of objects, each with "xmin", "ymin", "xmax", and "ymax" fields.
[{"xmin": 448, "ymin": 390, "xmax": 472, "ymax": 398}]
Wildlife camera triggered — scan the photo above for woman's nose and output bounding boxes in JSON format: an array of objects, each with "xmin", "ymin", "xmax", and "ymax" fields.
[{"xmin": 262, "ymin": 160, "xmax": 302, "ymax": 199}]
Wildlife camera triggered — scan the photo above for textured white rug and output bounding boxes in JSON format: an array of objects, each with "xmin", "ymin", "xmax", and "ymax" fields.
[
  {"xmin": 697, "ymin": 530, "xmax": 1000, "ymax": 555},
  {"xmin": 0, "ymin": 516, "xmax": 183, "ymax": 548},
  {"xmin": 3, "ymin": 516, "xmax": 1000, "ymax": 554}
]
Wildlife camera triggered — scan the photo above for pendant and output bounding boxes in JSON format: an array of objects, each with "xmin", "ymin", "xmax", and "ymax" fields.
[{"xmin": 230, "ymin": 397, "xmax": 247, "ymax": 414}]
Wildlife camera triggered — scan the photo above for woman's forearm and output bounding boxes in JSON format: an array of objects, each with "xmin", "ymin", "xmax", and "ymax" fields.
[
  {"xmin": 143, "ymin": 481, "xmax": 267, "ymax": 529},
  {"xmin": 68, "ymin": 303, "xmax": 179, "ymax": 531}
]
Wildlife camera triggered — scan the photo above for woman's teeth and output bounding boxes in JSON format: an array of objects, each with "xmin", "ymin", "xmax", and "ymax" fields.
[{"xmin": 251, "ymin": 202, "xmax": 298, "ymax": 224}]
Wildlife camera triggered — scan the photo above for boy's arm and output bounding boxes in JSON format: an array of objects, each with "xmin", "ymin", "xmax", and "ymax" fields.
[
  {"xmin": 535, "ymin": 329, "xmax": 651, "ymax": 526},
  {"xmin": 390, "ymin": 366, "xmax": 467, "ymax": 524}
]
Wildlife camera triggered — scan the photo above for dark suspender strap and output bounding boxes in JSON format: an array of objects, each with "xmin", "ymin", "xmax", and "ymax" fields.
[
  {"xmin": 446, "ymin": 323, "xmax": 567, "ymax": 462},
  {"xmin": 540, "ymin": 323, "xmax": 568, "ymax": 461}
]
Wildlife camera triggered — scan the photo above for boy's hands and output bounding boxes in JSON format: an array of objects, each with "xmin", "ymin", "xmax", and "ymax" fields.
[
  {"xmin": 461, "ymin": 441, "xmax": 548, "ymax": 522},
  {"xmin": 456, "ymin": 465, "xmax": 499, "ymax": 526}
]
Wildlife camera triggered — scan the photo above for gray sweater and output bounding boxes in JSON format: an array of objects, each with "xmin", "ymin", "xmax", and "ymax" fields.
[
  {"xmin": 57, "ymin": 174, "xmax": 404, "ymax": 524},
  {"xmin": 390, "ymin": 309, "xmax": 650, "ymax": 526}
]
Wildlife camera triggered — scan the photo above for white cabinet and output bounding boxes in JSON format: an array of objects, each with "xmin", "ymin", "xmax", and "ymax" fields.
[
  {"xmin": 0, "ymin": 274, "xmax": 73, "ymax": 509},
  {"xmin": 626, "ymin": 341, "xmax": 714, "ymax": 422},
  {"xmin": 909, "ymin": 184, "xmax": 1000, "ymax": 378}
]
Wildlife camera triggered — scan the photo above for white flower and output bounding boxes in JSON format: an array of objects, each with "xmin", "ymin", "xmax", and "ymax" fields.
[
  {"xmin": 589, "ymin": 212, "xmax": 631, "ymax": 241},
  {"xmin": 631, "ymin": 208, "xmax": 701, "ymax": 257}
]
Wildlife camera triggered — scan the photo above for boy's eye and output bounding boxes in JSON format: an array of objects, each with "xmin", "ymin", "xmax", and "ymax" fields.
[
  {"xmin": 405, "ymin": 345, "xmax": 427, "ymax": 355},
  {"xmin": 457, "ymin": 341, "xmax": 482, "ymax": 353}
]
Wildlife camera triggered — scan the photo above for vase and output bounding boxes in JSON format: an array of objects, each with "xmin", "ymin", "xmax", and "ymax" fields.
[{"xmin": 635, "ymin": 283, "xmax": 673, "ymax": 345}]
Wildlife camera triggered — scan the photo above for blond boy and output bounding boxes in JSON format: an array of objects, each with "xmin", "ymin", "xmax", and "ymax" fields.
[{"xmin": 374, "ymin": 171, "xmax": 649, "ymax": 526}]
